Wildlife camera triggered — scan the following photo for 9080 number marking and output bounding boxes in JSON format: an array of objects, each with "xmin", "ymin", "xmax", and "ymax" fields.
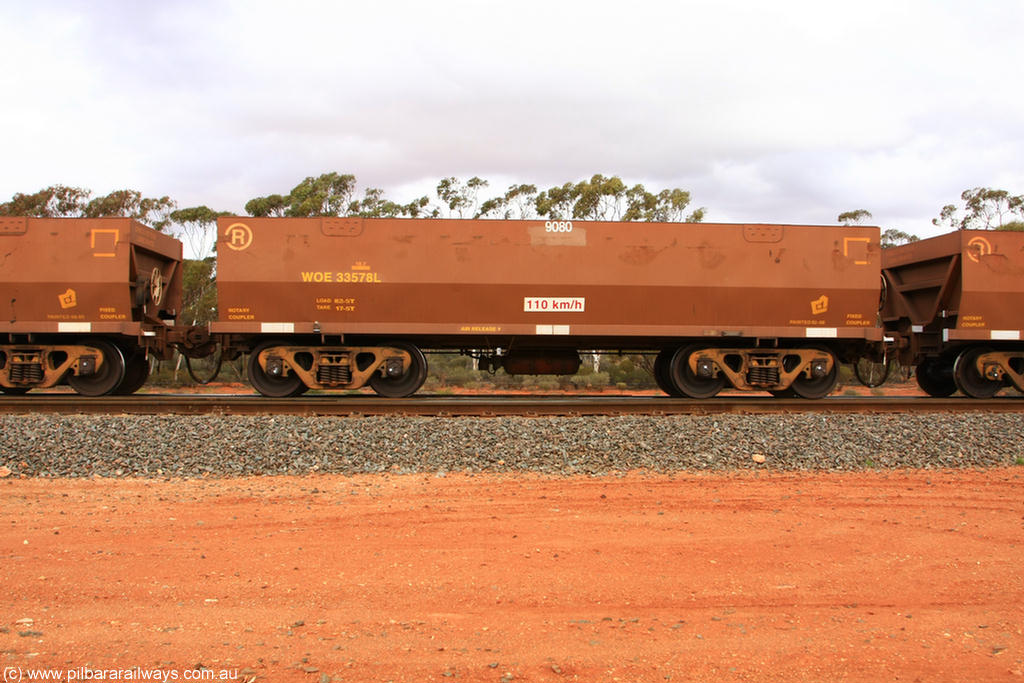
[{"xmin": 545, "ymin": 221, "xmax": 573, "ymax": 233}]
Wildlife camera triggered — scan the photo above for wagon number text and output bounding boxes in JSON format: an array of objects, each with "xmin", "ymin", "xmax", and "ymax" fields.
[
  {"xmin": 301, "ymin": 271, "xmax": 381, "ymax": 283},
  {"xmin": 545, "ymin": 221, "xmax": 574, "ymax": 233}
]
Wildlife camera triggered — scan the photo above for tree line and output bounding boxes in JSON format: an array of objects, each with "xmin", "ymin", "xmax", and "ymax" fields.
[
  {"xmin": 243, "ymin": 172, "xmax": 707, "ymax": 223},
  {"xmin": 4, "ymin": 175, "xmax": 1018, "ymax": 238}
]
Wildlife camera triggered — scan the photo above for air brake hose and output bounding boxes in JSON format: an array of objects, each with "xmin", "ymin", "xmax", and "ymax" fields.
[{"xmin": 184, "ymin": 352, "xmax": 224, "ymax": 385}]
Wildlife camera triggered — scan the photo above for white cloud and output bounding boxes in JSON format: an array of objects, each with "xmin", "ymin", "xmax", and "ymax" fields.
[{"xmin": 1, "ymin": 0, "xmax": 1022, "ymax": 237}]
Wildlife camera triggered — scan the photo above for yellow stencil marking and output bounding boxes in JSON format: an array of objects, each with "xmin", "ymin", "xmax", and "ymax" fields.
[
  {"xmin": 225, "ymin": 223, "xmax": 254, "ymax": 251},
  {"xmin": 966, "ymin": 236, "xmax": 992, "ymax": 263},
  {"xmin": 90, "ymin": 229, "xmax": 119, "ymax": 257},
  {"xmin": 58, "ymin": 288, "xmax": 78, "ymax": 309},
  {"xmin": 843, "ymin": 237, "xmax": 870, "ymax": 265}
]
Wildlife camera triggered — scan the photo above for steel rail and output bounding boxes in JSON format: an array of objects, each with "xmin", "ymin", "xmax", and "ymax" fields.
[{"xmin": 0, "ymin": 394, "xmax": 1021, "ymax": 416}]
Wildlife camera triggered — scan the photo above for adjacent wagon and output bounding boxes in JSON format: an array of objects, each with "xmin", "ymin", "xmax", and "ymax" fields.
[
  {"xmin": 0, "ymin": 217, "xmax": 182, "ymax": 395},
  {"xmin": 882, "ymin": 229, "xmax": 1024, "ymax": 397}
]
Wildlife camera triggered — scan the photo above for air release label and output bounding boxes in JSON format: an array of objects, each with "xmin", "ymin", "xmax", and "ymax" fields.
[{"xmin": 524, "ymin": 297, "xmax": 586, "ymax": 312}]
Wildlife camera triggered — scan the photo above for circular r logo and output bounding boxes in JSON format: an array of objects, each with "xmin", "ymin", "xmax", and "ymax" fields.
[
  {"xmin": 966, "ymin": 236, "xmax": 991, "ymax": 263},
  {"xmin": 225, "ymin": 223, "xmax": 253, "ymax": 251}
]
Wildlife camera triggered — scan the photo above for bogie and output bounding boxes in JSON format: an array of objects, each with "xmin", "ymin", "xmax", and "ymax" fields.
[{"xmin": 245, "ymin": 341, "xmax": 428, "ymax": 398}]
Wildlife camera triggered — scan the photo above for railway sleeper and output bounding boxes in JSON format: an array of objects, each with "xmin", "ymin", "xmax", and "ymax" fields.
[
  {"xmin": 687, "ymin": 347, "xmax": 836, "ymax": 393},
  {"xmin": 251, "ymin": 344, "xmax": 415, "ymax": 392},
  {"xmin": 0, "ymin": 344, "xmax": 111, "ymax": 390}
]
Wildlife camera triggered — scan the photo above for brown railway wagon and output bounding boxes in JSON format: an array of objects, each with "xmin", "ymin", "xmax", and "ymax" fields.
[
  {"xmin": 882, "ymin": 229, "xmax": 1024, "ymax": 398},
  {"xmin": 0, "ymin": 217, "xmax": 182, "ymax": 395},
  {"xmin": 214, "ymin": 217, "xmax": 882, "ymax": 398}
]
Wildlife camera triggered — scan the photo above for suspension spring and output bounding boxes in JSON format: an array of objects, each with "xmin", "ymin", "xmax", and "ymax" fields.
[
  {"xmin": 747, "ymin": 365, "xmax": 780, "ymax": 386},
  {"xmin": 317, "ymin": 359, "xmax": 352, "ymax": 386}
]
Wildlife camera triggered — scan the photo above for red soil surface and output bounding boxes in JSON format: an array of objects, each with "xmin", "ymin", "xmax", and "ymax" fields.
[{"xmin": 2, "ymin": 469, "xmax": 1022, "ymax": 682}]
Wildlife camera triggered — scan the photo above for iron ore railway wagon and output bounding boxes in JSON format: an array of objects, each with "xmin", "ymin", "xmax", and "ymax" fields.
[
  {"xmin": 213, "ymin": 217, "xmax": 882, "ymax": 399},
  {"xmin": 0, "ymin": 217, "xmax": 191, "ymax": 396}
]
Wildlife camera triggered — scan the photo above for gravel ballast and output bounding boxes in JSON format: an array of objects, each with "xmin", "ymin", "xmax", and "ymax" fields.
[{"xmin": 1, "ymin": 413, "xmax": 1022, "ymax": 478}]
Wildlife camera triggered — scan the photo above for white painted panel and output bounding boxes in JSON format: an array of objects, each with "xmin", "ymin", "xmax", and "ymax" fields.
[{"xmin": 261, "ymin": 323, "xmax": 295, "ymax": 334}]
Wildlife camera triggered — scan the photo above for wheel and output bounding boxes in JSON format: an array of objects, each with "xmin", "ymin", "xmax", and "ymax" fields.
[
  {"xmin": 369, "ymin": 342, "xmax": 428, "ymax": 398},
  {"xmin": 67, "ymin": 340, "xmax": 126, "ymax": 397},
  {"xmin": 915, "ymin": 357, "xmax": 957, "ymax": 397},
  {"xmin": 668, "ymin": 345, "xmax": 725, "ymax": 399},
  {"xmin": 247, "ymin": 341, "xmax": 307, "ymax": 397},
  {"xmin": 113, "ymin": 349, "xmax": 151, "ymax": 395},
  {"xmin": 854, "ymin": 357, "xmax": 891, "ymax": 388},
  {"xmin": 790, "ymin": 346, "xmax": 839, "ymax": 399},
  {"xmin": 653, "ymin": 349, "xmax": 683, "ymax": 397},
  {"xmin": 953, "ymin": 346, "xmax": 1002, "ymax": 398}
]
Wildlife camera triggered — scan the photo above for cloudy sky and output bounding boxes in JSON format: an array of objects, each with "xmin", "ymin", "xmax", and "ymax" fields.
[{"xmin": 1, "ymin": 0, "xmax": 1021, "ymax": 239}]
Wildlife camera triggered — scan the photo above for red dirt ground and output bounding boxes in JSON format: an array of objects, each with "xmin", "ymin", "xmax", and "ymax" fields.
[{"xmin": 2, "ymin": 469, "xmax": 1022, "ymax": 682}]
